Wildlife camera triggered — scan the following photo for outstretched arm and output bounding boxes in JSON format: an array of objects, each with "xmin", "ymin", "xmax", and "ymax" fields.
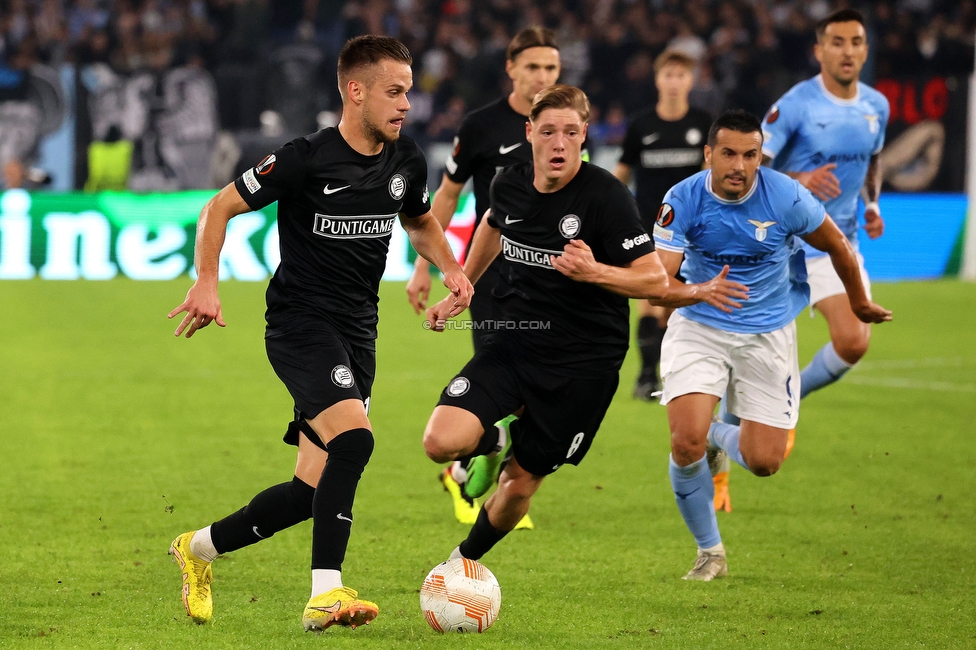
[
  {"xmin": 801, "ymin": 215, "xmax": 892, "ymax": 323},
  {"xmin": 648, "ymin": 249, "xmax": 750, "ymax": 311},
  {"xmin": 550, "ymin": 240, "xmax": 668, "ymax": 299},
  {"xmin": 425, "ymin": 214, "xmax": 500, "ymax": 330},
  {"xmin": 400, "ymin": 211, "xmax": 473, "ymax": 319},
  {"xmin": 406, "ymin": 174, "xmax": 465, "ymax": 313},
  {"xmin": 168, "ymin": 183, "xmax": 251, "ymax": 338}
]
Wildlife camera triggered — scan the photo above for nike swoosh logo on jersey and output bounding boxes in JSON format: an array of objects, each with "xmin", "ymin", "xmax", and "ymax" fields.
[
  {"xmin": 498, "ymin": 143, "xmax": 522, "ymax": 155},
  {"xmin": 323, "ymin": 184, "xmax": 351, "ymax": 194},
  {"xmin": 504, "ymin": 216, "xmax": 523, "ymax": 224},
  {"xmin": 642, "ymin": 133, "xmax": 661, "ymax": 145},
  {"xmin": 337, "ymin": 513, "xmax": 353, "ymax": 523}
]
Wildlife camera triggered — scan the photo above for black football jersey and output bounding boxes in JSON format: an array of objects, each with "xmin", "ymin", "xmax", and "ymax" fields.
[
  {"xmin": 486, "ymin": 161, "xmax": 655, "ymax": 375},
  {"xmin": 619, "ymin": 107, "xmax": 713, "ymax": 222},
  {"xmin": 445, "ymin": 97, "xmax": 533, "ymax": 246},
  {"xmin": 234, "ymin": 127, "xmax": 430, "ymax": 341}
]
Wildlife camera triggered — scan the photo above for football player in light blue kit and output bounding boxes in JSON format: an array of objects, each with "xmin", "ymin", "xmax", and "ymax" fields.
[
  {"xmin": 651, "ymin": 110, "xmax": 891, "ymax": 580},
  {"xmin": 762, "ymin": 9, "xmax": 890, "ymax": 402}
]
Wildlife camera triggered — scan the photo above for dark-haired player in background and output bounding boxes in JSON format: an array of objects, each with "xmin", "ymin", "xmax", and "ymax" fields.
[
  {"xmin": 760, "ymin": 9, "xmax": 890, "ymax": 407},
  {"xmin": 614, "ymin": 50, "xmax": 712, "ymax": 402},
  {"xmin": 166, "ymin": 35, "xmax": 471, "ymax": 632},
  {"xmin": 405, "ymin": 27, "xmax": 571, "ymax": 524},
  {"xmin": 651, "ymin": 110, "xmax": 890, "ymax": 581},
  {"xmin": 422, "ymin": 85, "xmax": 668, "ymax": 565}
]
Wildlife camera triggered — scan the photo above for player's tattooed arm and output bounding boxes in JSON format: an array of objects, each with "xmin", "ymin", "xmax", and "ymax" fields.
[
  {"xmin": 802, "ymin": 216, "xmax": 892, "ymax": 324},
  {"xmin": 407, "ymin": 175, "xmax": 466, "ymax": 313},
  {"xmin": 649, "ymin": 250, "xmax": 749, "ymax": 312},
  {"xmin": 168, "ymin": 182, "xmax": 251, "ymax": 338},
  {"xmin": 400, "ymin": 211, "xmax": 473, "ymax": 319},
  {"xmin": 860, "ymin": 154, "xmax": 884, "ymax": 239},
  {"xmin": 550, "ymin": 241, "xmax": 668, "ymax": 299}
]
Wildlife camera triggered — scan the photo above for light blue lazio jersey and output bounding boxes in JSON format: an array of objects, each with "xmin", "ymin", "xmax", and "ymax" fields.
[
  {"xmin": 653, "ymin": 168, "xmax": 826, "ymax": 334},
  {"xmin": 762, "ymin": 74, "xmax": 889, "ymax": 257}
]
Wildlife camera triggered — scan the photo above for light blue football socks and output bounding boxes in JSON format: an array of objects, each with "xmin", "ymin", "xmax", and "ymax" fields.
[
  {"xmin": 800, "ymin": 342, "xmax": 853, "ymax": 398},
  {"xmin": 669, "ymin": 454, "xmax": 721, "ymax": 549},
  {"xmin": 708, "ymin": 421, "xmax": 748, "ymax": 470}
]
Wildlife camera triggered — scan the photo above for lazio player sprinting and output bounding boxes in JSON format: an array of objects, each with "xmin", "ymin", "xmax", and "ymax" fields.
[
  {"xmin": 651, "ymin": 110, "xmax": 891, "ymax": 580},
  {"xmin": 762, "ymin": 9, "xmax": 890, "ymax": 400}
]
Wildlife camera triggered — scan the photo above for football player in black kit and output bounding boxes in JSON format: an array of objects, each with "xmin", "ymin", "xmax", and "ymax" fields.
[
  {"xmin": 421, "ymin": 85, "xmax": 668, "ymax": 564},
  {"xmin": 406, "ymin": 27, "xmax": 564, "ymax": 523},
  {"xmin": 614, "ymin": 50, "xmax": 713, "ymax": 403},
  {"xmin": 166, "ymin": 36, "xmax": 472, "ymax": 632}
]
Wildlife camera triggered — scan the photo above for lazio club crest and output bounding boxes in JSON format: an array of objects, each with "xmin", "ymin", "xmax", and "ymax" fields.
[{"xmin": 747, "ymin": 220, "xmax": 777, "ymax": 242}]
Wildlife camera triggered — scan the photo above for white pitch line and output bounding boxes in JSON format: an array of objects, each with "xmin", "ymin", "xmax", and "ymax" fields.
[
  {"xmin": 844, "ymin": 376, "xmax": 976, "ymax": 393},
  {"xmin": 854, "ymin": 357, "xmax": 976, "ymax": 371}
]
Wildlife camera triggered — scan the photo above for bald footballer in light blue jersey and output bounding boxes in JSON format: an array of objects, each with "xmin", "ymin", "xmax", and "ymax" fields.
[
  {"xmin": 762, "ymin": 8, "xmax": 890, "ymax": 400},
  {"xmin": 649, "ymin": 110, "xmax": 891, "ymax": 581}
]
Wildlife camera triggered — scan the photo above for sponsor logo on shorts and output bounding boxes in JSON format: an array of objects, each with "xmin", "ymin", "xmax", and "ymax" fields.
[
  {"xmin": 242, "ymin": 168, "xmax": 261, "ymax": 194},
  {"xmin": 656, "ymin": 203, "xmax": 674, "ymax": 227},
  {"xmin": 313, "ymin": 213, "xmax": 397, "ymax": 239},
  {"xmin": 255, "ymin": 154, "xmax": 276, "ymax": 175},
  {"xmin": 500, "ymin": 236, "xmax": 561, "ymax": 270},
  {"xmin": 389, "ymin": 173, "xmax": 406, "ymax": 200},
  {"xmin": 332, "ymin": 364, "xmax": 354, "ymax": 388},
  {"xmin": 622, "ymin": 233, "xmax": 651, "ymax": 250},
  {"xmin": 446, "ymin": 377, "xmax": 470, "ymax": 397},
  {"xmin": 558, "ymin": 214, "xmax": 581, "ymax": 239}
]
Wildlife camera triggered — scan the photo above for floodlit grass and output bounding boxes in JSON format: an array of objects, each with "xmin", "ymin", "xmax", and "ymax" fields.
[{"xmin": 0, "ymin": 278, "xmax": 973, "ymax": 648}]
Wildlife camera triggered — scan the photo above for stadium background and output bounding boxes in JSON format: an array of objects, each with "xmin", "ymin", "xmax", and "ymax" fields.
[{"xmin": 0, "ymin": 0, "xmax": 973, "ymax": 282}]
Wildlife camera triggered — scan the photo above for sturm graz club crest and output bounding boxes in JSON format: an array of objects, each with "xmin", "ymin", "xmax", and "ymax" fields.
[
  {"xmin": 446, "ymin": 377, "xmax": 470, "ymax": 397},
  {"xmin": 558, "ymin": 214, "xmax": 581, "ymax": 239},
  {"xmin": 389, "ymin": 174, "xmax": 406, "ymax": 200},
  {"xmin": 332, "ymin": 364, "xmax": 355, "ymax": 388}
]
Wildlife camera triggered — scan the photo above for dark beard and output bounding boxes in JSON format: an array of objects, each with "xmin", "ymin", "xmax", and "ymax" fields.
[{"xmin": 362, "ymin": 114, "xmax": 399, "ymax": 146}]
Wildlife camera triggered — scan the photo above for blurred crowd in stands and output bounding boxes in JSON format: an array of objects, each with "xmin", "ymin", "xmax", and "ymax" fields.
[{"xmin": 0, "ymin": 0, "xmax": 973, "ymax": 190}]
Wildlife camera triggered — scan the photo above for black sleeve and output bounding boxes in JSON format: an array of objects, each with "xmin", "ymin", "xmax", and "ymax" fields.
[
  {"xmin": 485, "ymin": 173, "xmax": 503, "ymax": 229},
  {"xmin": 598, "ymin": 179, "xmax": 655, "ymax": 265},
  {"xmin": 618, "ymin": 120, "xmax": 641, "ymax": 167},
  {"xmin": 234, "ymin": 139, "xmax": 308, "ymax": 211},
  {"xmin": 401, "ymin": 145, "xmax": 431, "ymax": 218},
  {"xmin": 444, "ymin": 116, "xmax": 479, "ymax": 184}
]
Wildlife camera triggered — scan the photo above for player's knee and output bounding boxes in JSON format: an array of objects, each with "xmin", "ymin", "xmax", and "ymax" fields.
[
  {"xmin": 326, "ymin": 427, "xmax": 374, "ymax": 470},
  {"xmin": 670, "ymin": 431, "xmax": 706, "ymax": 466},
  {"xmin": 834, "ymin": 330, "xmax": 870, "ymax": 364},
  {"xmin": 747, "ymin": 454, "xmax": 782, "ymax": 477},
  {"xmin": 422, "ymin": 426, "xmax": 456, "ymax": 463}
]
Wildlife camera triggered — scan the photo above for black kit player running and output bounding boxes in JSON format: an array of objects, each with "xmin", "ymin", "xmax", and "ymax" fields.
[
  {"xmin": 422, "ymin": 85, "xmax": 667, "ymax": 565},
  {"xmin": 167, "ymin": 34, "xmax": 472, "ymax": 632},
  {"xmin": 617, "ymin": 58, "xmax": 713, "ymax": 401}
]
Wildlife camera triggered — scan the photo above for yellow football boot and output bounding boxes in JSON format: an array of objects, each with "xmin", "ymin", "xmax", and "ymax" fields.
[
  {"xmin": 303, "ymin": 587, "xmax": 378, "ymax": 631},
  {"xmin": 168, "ymin": 531, "xmax": 213, "ymax": 624},
  {"xmin": 440, "ymin": 465, "xmax": 480, "ymax": 524}
]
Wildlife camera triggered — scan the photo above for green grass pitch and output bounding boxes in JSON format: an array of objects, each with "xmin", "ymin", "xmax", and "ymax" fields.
[{"xmin": 0, "ymin": 278, "xmax": 973, "ymax": 648}]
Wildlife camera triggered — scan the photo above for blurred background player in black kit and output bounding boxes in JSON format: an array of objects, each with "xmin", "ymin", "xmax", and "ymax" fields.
[
  {"xmin": 422, "ymin": 84, "xmax": 668, "ymax": 565},
  {"xmin": 405, "ymin": 27, "xmax": 569, "ymax": 524},
  {"xmin": 166, "ymin": 35, "xmax": 472, "ymax": 632},
  {"xmin": 614, "ymin": 51, "xmax": 713, "ymax": 401}
]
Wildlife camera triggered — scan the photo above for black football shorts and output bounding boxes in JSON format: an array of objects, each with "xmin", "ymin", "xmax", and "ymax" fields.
[
  {"xmin": 437, "ymin": 337, "xmax": 619, "ymax": 477},
  {"xmin": 266, "ymin": 327, "xmax": 374, "ymax": 452}
]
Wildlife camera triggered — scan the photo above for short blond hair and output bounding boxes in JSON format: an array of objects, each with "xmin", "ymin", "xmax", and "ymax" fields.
[
  {"xmin": 530, "ymin": 84, "xmax": 590, "ymax": 123},
  {"xmin": 653, "ymin": 49, "xmax": 697, "ymax": 74}
]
